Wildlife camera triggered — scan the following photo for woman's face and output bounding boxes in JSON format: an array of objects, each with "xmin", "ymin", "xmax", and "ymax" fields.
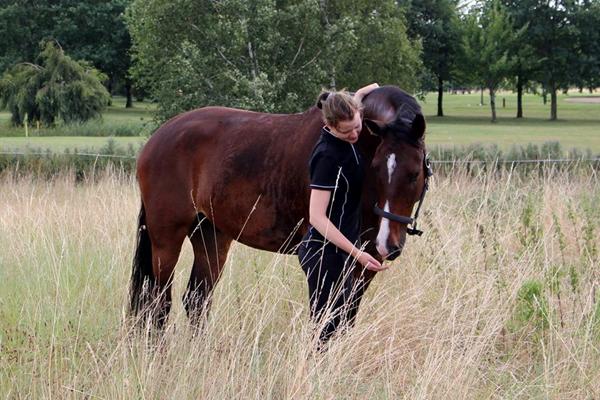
[{"xmin": 328, "ymin": 110, "xmax": 361, "ymax": 144}]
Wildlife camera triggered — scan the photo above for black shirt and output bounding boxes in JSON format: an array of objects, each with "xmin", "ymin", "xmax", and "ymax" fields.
[{"xmin": 304, "ymin": 127, "xmax": 365, "ymax": 251}]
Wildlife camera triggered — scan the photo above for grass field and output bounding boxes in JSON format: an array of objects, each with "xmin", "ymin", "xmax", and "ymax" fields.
[
  {"xmin": 1, "ymin": 168, "xmax": 599, "ymax": 398},
  {"xmin": 0, "ymin": 97, "xmax": 151, "ymax": 152},
  {"xmin": 422, "ymin": 91, "xmax": 600, "ymax": 153},
  {"xmin": 1, "ymin": 91, "xmax": 599, "ymax": 154}
]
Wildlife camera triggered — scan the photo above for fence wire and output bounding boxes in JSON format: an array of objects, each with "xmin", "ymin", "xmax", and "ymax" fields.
[
  {"xmin": 0, "ymin": 151, "xmax": 136, "ymax": 159},
  {"xmin": 3, "ymin": 151, "xmax": 599, "ymax": 164}
]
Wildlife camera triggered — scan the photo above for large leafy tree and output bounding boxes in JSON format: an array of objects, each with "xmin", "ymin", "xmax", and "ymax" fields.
[
  {"xmin": 0, "ymin": 2, "xmax": 55, "ymax": 74},
  {"xmin": 572, "ymin": 0, "xmax": 600, "ymax": 93},
  {"xmin": 500, "ymin": 0, "xmax": 538, "ymax": 118},
  {"xmin": 0, "ymin": 42, "xmax": 110, "ymax": 126},
  {"xmin": 323, "ymin": 0, "xmax": 422, "ymax": 92},
  {"xmin": 404, "ymin": 0, "xmax": 463, "ymax": 117},
  {"xmin": 494, "ymin": 0, "xmax": 595, "ymax": 120},
  {"xmin": 127, "ymin": 0, "xmax": 422, "ymax": 120},
  {"xmin": 462, "ymin": 0, "xmax": 523, "ymax": 122},
  {"xmin": 0, "ymin": 0, "xmax": 132, "ymax": 106},
  {"xmin": 527, "ymin": 0, "xmax": 578, "ymax": 120}
]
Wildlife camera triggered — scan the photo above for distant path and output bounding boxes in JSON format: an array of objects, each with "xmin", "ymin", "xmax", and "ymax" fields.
[{"xmin": 564, "ymin": 97, "xmax": 600, "ymax": 104}]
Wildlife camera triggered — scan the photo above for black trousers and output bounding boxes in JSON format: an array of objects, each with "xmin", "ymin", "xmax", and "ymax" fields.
[{"xmin": 297, "ymin": 242, "xmax": 359, "ymax": 343}]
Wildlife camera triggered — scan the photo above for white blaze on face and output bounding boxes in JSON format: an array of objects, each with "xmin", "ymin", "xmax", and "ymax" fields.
[
  {"xmin": 387, "ymin": 153, "xmax": 396, "ymax": 184},
  {"xmin": 376, "ymin": 201, "xmax": 391, "ymax": 257},
  {"xmin": 376, "ymin": 153, "xmax": 396, "ymax": 257}
]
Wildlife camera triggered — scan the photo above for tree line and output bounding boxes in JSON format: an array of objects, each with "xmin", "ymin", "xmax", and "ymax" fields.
[{"xmin": 0, "ymin": 0, "xmax": 599, "ymax": 125}]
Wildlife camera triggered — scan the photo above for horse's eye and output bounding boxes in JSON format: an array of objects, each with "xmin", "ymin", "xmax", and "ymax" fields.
[{"xmin": 408, "ymin": 173, "xmax": 419, "ymax": 184}]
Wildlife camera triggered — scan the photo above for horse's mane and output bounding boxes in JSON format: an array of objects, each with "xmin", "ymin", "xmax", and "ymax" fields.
[{"xmin": 363, "ymin": 86, "xmax": 424, "ymax": 149}]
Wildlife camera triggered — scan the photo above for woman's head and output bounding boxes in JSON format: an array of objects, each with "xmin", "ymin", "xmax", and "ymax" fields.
[{"xmin": 319, "ymin": 90, "xmax": 363, "ymax": 143}]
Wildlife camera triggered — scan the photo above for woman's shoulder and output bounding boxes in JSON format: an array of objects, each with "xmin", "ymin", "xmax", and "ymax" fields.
[{"xmin": 310, "ymin": 142, "xmax": 337, "ymax": 165}]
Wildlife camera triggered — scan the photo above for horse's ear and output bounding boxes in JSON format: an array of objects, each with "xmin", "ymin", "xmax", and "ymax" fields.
[
  {"xmin": 316, "ymin": 92, "xmax": 330, "ymax": 109},
  {"xmin": 410, "ymin": 114, "xmax": 426, "ymax": 139},
  {"xmin": 363, "ymin": 119, "xmax": 386, "ymax": 136}
]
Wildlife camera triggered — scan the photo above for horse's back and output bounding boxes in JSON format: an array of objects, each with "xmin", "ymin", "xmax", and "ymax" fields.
[{"xmin": 137, "ymin": 106, "xmax": 323, "ymax": 251}]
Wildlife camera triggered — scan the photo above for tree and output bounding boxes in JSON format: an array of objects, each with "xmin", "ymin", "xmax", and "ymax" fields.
[
  {"xmin": 572, "ymin": 0, "xmax": 600, "ymax": 92},
  {"xmin": 126, "ymin": 0, "xmax": 422, "ymax": 120},
  {"xmin": 0, "ymin": 0, "xmax": 133, "ymax": 106},
  {"xmin": 500, "ymin": 0, "xmax": 539, "ymax": 118},
  {"xmin": 0, "ymin": 2, "xmax": 55, "ymax": 74},
  {"xmin": 525, "ymin": 0, "xmax": 578, "ymax": 120},
  {"xmin": 322, "ymin": 0, "xmax": 422, "ymax": 93},
  {"xmin": 404, "ymin": 0, "xmax": 463, "ymax": 117},
  {"xmin": 0, "ymin": 42, "xmax": 110, "ymax": 126},
  {"xmin": 462, "ymin": 1, "xmax": 523, "ymax": 122},
  {"xmin": 51, "ymin": 0, "xmax": 133, "ymax": 106}
]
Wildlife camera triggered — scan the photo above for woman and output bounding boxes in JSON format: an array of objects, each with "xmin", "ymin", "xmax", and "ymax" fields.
[{"xmin": 298, "ymin": 83, "xmax": 387, "ymax": 343}]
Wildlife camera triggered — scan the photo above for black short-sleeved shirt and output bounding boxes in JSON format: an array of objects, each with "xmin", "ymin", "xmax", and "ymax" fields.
[{"xmin": 303, "ymin": 127, "xmax": 365, "ymax": 252}]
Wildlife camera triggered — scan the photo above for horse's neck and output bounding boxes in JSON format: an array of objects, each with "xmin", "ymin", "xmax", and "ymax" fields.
[{"xmin": 357, "ymin": 131, "xmax": 381, "ymax": 162}]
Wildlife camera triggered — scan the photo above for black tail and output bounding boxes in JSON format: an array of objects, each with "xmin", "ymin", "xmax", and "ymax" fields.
[{"xmin": 129, "ymin": 203, "xmax": 154, "ymax": 318}]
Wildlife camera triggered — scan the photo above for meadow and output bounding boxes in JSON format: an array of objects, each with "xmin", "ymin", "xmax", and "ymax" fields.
[{"xmin": 1, "ymin": 167, "xmax": 599, "ymax": 399}]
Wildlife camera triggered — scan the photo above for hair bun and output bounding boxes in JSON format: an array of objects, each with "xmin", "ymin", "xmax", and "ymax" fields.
[{"xmin": 316, "ymin": 91, "xmax": 330, "ymax": 109}]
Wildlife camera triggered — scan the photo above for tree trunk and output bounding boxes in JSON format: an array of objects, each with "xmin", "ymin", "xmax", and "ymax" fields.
[
  {"xmin": 489, "ymin": 87, "xmax": 497, "ymax": 122},
  {"xmin": 107, "ymin": 76, "xmax": 113, "ymax": 106},
  {"xmin": 550, "ymin": 85, "xmax": 557, "ymax": 120},
  {"xmin": 480, "ymin": 86, "xmax": 485, "ymax": 106},
  {"xmin": 516, "ymin": 75, "xmax": 523, "ymax": 118},
  {"xmin": 437, "ymin": 77, "xmax": 444, "ymax": 117},
  {"xmin": 125, "ymin": 79, "xmax": 133, "ymax": 108}
]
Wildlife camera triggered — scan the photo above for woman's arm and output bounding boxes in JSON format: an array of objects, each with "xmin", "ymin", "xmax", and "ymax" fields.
[
  {"xmin": 309, "ymin": 189, "xmax": 386, "ymax": 271},
  {"xmin": 354, "ymin": 83, "xmax": 379, "ymax": 103}
]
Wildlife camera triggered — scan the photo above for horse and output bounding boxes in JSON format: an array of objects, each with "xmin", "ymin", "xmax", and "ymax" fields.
[{"xmin": 130, "ymin": 85, "xmax": 431, "ymax": 328}]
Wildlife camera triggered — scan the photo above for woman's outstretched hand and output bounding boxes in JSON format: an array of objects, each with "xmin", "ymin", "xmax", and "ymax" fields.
[{"xmin": 356, "ymin": 251, "xmax": 387, "ymax": 272}]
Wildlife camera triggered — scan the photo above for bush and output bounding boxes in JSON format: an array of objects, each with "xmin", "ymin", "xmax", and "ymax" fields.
[
  {"xmin": 0, "ymin": 139, "xmax": 138, "ymax": 180},
  {"xmin": 511, "ymin": 280, "xmax": 550, "ymax": 333},
  {"xmin": 0, "ymin": 41, "xmax": 110, "ymax": 126}
]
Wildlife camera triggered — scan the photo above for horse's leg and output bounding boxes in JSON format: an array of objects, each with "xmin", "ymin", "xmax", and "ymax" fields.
[
  {"xmin": 183, "ymin": 213, "xmax": 233, "ymax": 326},
  {"xmin": 147, "ymin": 222, "xmax": 189, "ymax": 329},
  {"xmin": 346, "ymin": 268, "xmax": 377, "ymax": 327}
]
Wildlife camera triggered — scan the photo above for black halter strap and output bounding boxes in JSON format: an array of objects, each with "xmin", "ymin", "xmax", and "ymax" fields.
[{"xmin": 373, "ymin": 152, "xmax": 433, "ymax": 236}]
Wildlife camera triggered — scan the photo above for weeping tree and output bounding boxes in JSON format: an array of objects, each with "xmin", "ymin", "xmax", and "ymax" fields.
[{"xmin": 0, "ymin": 42, "xmax": 109, "ymax": 126}]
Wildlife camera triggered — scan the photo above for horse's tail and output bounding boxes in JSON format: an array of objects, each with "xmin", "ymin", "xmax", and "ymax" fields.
[{"xmin": 129, "ymin": 202, "xmax": 154, "ymax": 318}]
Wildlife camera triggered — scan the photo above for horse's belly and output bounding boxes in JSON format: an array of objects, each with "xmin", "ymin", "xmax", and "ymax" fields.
[{"xmin": 209, "ymin": 182, "xmax": 308, "ymax": 253}]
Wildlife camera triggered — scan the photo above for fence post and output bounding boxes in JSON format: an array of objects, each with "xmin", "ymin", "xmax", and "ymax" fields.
[{"xmin": 24, "ymin": 113, "xmax": 29, "ymax": 137}]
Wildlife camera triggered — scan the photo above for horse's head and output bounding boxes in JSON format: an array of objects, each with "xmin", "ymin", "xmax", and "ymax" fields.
[{"xmin": 359, "ymin": 86, "xmax": 430, "ymax": 261}]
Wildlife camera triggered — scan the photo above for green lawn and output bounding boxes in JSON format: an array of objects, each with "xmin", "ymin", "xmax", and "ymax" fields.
[
  {"xmin": 421, "ymin": 91, "xmax": 600, "ymax": 152},
  {"xmin": 1, "ymin": 91, "xmax": 600, "ymax": 154}
]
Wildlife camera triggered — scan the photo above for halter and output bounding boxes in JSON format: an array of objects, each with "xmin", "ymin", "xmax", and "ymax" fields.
[{"xmin": 373, "ymin": 152, "xmax": 433, "ymax": 236}]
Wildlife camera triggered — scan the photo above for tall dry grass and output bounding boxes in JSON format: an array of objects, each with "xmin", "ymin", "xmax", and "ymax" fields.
[{"xmin": 1, "ymin": 166, "xmax": 599, "ymax": 399}]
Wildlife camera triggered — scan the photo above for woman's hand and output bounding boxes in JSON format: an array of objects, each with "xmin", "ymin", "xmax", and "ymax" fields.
[
  {"xmin": 354, "ymin": 83, "xmax": 379, "ymax": 103},
  {"xmin": 356, "ymin": 251, "xmax": 387, "ymax": 272}
]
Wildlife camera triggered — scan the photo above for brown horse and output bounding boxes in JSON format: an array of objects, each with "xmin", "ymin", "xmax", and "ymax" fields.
[{"xmin": 130, "ymin": 85, "xmax": 430, "ymax": 328}]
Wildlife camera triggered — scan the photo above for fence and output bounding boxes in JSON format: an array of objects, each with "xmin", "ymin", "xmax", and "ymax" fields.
[{"xmin": 1, "ymin": 151, "xmax": 599, "ymax": 179}]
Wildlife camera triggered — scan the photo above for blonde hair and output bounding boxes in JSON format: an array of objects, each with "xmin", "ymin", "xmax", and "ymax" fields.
[{"xmin": 318, "ymin": 90, "xmax": 362, "ymax": 128}]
